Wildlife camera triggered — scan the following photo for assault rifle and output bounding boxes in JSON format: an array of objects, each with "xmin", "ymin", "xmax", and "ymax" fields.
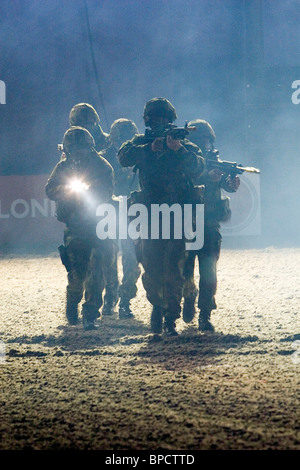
[
  {"xmin": 144, "ymin": 121, "xmax": 196, "ymax": 142},
  {"xmin": 164, "ymin": 122, "xmax": 197, "ymax": 140},
  {"xmin": 206, "ymin": 149, "xmax": 260, "ymax": 177}
]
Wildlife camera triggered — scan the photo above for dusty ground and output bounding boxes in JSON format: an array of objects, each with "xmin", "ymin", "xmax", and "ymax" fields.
[{"xmin": 0, "ymin": 247, "xmax": 299, "ymax": 451}]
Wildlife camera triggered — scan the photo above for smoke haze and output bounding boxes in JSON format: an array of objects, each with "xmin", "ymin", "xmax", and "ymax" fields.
[{"xmin": 0, "ymin": 0, "xmax": 299, "ymax": 248}]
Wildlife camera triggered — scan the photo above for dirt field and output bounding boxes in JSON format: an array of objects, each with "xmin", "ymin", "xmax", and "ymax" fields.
[{"xmin": 0, "ymin": 247, "xmax": 299, "ymax": 451}]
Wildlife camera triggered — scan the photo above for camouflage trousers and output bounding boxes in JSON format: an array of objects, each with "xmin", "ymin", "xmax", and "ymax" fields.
[
  {"xmin": 103, "ymin": 237, "xmax": 141, "ymax": 306},
  {"xmin": 103, "ymin": 239, "xmax": 120, "ymax": 307},
  {"xmin": 119, "ymin": 238, "xmax": 141, "ymax": 302},
  {"xmin": 183, "ymin": 228, "xmax": 222, "ymax": 311},
  {"xmin": 64, "ymin": 229, "xmax": 117, "ymax": 320},
  {"xmin": 139, "ymin": 238, "xmax": 187, "ymax": 321}
]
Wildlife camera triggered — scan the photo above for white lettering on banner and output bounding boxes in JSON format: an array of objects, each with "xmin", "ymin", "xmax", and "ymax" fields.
[
  {"xmin": 0, "ymin": 80, "xmax": 5, "ymax": 104},
  {"xmin": 0, "ymin": 198, "xmax": 56, "ymax": 219},
  {"xmin": 291, "ymin": 80, "xmax": 300, "ymax": 104},
  {"xmin": 11, "ymin": 199, "xmax": 30, "ymax": 218}
]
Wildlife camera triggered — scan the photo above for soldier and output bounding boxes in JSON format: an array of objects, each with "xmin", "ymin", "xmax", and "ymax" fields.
[
  {"xmin": 69, "ymin": 102, "xmax": 109, "ymax": 151},
  {"xmin": 46, "ymin": 126, "xmax": 117, "ymax": 330},
  {"xmin": 182, "ymin": 119, "xmax": 240, "ymax": 332},
  {"xmin": 104, "ymin": 119, "xmax": 139, "ymax": 196},
  {"xmin": 68, "ymin": 103, "xmax": 119, "ymax": 316},
  {"xmin": 118, "ymin": 98, "xmax": 204, "ymax": 336},
  {"xmin": 101, "ymin": 118, "xmax": 141, "ymax": 318}
]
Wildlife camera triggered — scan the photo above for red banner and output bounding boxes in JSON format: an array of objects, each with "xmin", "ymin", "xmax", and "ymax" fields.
[{"xmin": 0, "ymin": 173, "xmax": 261, "ymax": 250}]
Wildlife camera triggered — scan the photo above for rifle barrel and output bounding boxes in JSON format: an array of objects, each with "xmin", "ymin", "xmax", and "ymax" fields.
[
  {"xmin": 236, "ymin": 165, "xmax": 260, "ymax": 174},
  {"xmin": 207, "ymin": 159, "xmax": 260, "ymax": 174}
]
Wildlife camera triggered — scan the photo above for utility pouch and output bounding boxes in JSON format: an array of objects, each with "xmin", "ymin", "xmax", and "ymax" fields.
[
  {"xmin": 216, "ymin": 196, "xmax": 231, "ymax": 222},
  {"xmin": 58, "ymin": 245, "xmax": 72, "ymax": 272},
  {"xmin": 55, "ymin": 202, "xmax": 70, "ymax": 223}
]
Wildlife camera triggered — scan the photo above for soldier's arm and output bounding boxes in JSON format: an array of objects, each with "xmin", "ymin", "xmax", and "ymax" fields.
[
  {"xmin": 200, "ymin": 167, "xmax": 240, "ymax": 193},
  {"xmin": 89, "ymin": 157, "xmax": 115, "ymax": 203},
  {"xmin": 178, "ymin": 141, "xmax": 205, "ymax": 180},
  {"xmin": 118, "ymin": 135, "xmax": 149, "ymax": 168},
  {"xmin": 220, "ymin": 175, "xmax": 240, "ymax": 193},
  {"xmin": 45, "ymin": 163, "xmax": 67, "ymax": 201}
]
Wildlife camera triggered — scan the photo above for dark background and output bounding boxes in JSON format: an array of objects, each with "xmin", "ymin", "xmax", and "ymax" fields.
[{"xmin": 0, "ymin": 0, "xmax": 300, "ymax": 247}]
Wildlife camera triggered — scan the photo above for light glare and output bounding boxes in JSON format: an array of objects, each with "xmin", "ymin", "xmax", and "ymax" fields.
[{"xmin": 68, "ymin": 179, "xmax": 89, "ymax": 193}]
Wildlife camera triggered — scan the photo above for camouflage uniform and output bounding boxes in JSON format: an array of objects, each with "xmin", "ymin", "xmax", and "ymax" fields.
[
  {"xmin": 46, "ymin": 126, "xmax": 117, "ymax": 330},
  {"xmin": 118, "ymin": 98, "xmax": 204, "ymax": 335},
  {"xmin": 68, "ymin": 103, "xmax": 120, "ymax": 315},
  {"xmin": 182, "ymin": 119, "xmax": 240, "ymax": 332},
  {"xmin": 69, "ymin": 103, "xmax": 109, "ymax": 152},
  {"xmin": 100, "ymin": 118, "xmax": 141, "ymax": 318}
]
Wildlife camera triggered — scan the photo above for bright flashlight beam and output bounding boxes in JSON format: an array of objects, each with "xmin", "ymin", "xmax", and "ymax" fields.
[{"xmin": 67, "ymin": 179, "xmax": 90, "ymax": 193}]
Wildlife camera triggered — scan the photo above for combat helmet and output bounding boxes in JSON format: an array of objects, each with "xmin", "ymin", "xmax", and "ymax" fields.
[
  {"xmin": 69, "ymin": 103, "xmax": 100, "ymax": 127},
  {"xmin": 62, "ymin": 126, "xmax": 95, "ymax": 153},
  {"xmin": 187, "ymin": 119, "xmax": 216, "ymax": 144},
  {"xmin": 109, "ymin": 118, "xmax": 138, "ymax": 148},
  {"xmin": 143, "ymin": 97, "xmax": 177, "ymax": 126}
]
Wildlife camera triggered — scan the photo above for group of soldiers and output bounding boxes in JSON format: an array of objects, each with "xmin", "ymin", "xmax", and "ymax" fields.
[{"xmin": 46, "ymin": 98, "xmax": 240, "ymax": 335}]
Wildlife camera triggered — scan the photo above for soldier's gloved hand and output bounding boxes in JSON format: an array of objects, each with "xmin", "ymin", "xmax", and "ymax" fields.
[
  {"xmin": 226, "ymin": 175, "xmax": 240, "ymax": 191},
  {"xmin": 151, "ymin": 137, "xmax": 165, "ymax": 152},
  {"xmin": 166, "ymin": 134, "xmax": 182, "ymax": 151}
]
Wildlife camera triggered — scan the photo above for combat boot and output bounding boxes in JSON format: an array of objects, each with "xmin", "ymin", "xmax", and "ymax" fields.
[
  {"xmin": 119, "ymin": 299, "xmax": 134, "ymax": 319},
  {"xmin": 150, "ymin": 306, "xmax": 163, "ymax": 334},
  {"xmin": 198, "ymin": 309, "xmax": 215, "ymax": 332},
  {"xmin": 182, "ymin": 290, "xmax": 198, "ymax": 323},
  {"xmin": 66, "ymin": 301, "xmax": 78, "ymax": 326},
  {"xmin": 82, "ymin": 305, "xmax": 100, "ymax": 330},
  {"xmin": 82, "ymin": 317, "xmax": 99, "ymax": 331},
  {"xmin": 163, "ymin": 317, "xmax": 179, "ymax": 337},
  {"xmin": 103, "ymin": 287, "xmax": 119, "ymax": 316},
  {"xmin": 102, "ymin": 298, "xmax": 116, "ymax": 316}
]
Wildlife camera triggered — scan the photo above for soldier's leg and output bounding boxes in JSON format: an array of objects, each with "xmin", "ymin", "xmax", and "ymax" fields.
[
  {"xmin": 163, "ymin": 239, "xmax": 186, "ymax": 336},
  {"xmin": 65, "ymin": 234, "xmax": 91, "ymax": 325},
  {"xmin": 83, "ymin": 239, "xmax": 117, "ymax": 330},
  {"xmin": 198, "ymin": 229, "xmax": 222, "ymax": 332},
  {"xmin": 102, "ymin": 196, "xmax": 121, "ymax": 314},
  {"xmin": 140, "ymin": 239, "xmax": 165, "ymax": 307},
  {"xmin": 102, "ymin": 240, "xmax": 120, "ymax": 316},
  {"xmin": 182, "ymin": 250, "xmax": 198, "ymax": 323},
  {"xmin": 119, "ymin": 238, "xmax": 141, "ymax": 318},
  {"xmin": 140, "ymin": 239, "xmax": 165, "ymax": 334}
]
